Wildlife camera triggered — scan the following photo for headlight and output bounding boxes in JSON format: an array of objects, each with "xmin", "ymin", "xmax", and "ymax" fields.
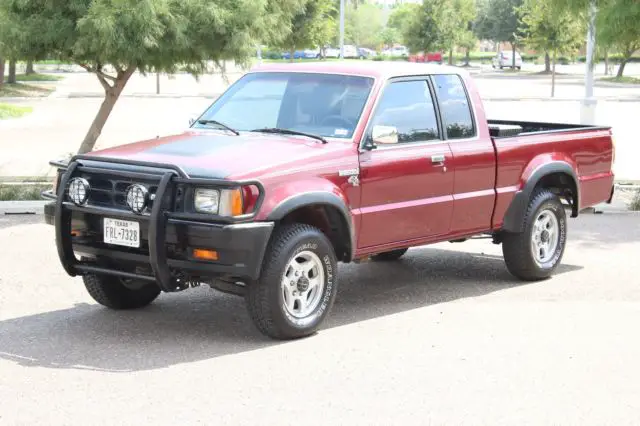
[
  {"xmin": 194, "ymin": 188, "xmax": 220, "ymax": 213},
  {"xmin": 194, "ymin": 188, "xmax": 243, "ymax": 216}
]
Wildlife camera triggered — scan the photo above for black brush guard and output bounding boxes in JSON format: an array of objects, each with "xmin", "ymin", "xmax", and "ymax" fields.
[{"xmin": 46, "ymin": 155, "xmax": 266, "ymax": 292}]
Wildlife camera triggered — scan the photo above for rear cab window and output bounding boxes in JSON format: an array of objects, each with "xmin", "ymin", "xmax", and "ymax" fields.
[{"xmin": 433, "ymin": 74, "xmax": 476, "ymax": 139}]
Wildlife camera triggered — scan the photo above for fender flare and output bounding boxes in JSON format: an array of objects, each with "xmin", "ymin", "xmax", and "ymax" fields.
[
  {"xmin": 502, "ymin": 161, "xmax": 579, "ymax": 233},
  {"xmin": 267, "ymin": 191, "xmax": 356, "ymax": 261}
]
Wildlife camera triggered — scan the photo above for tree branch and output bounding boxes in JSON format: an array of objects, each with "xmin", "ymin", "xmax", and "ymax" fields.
[
  {"xmin": 96, "ymin": 70, "xmax": 116, "ymax": 82},
  {"xmin": 95, "ymin": 73, "xmax": 112, "ymax": 93}
]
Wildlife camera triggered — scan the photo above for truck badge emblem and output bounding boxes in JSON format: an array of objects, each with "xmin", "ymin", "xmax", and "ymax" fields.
[
  {"xmin": 348, "ymin": 175, "xmax": 360, "ymax": 187},
  {"xmin": 339, "ymin": 168, "xmax": 359, "ymax": 177}
]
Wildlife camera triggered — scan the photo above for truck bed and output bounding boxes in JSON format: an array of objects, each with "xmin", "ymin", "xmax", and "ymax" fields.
[{"xmin": 487, "ymin": 119, "xmax": 610, "ymax": 138}]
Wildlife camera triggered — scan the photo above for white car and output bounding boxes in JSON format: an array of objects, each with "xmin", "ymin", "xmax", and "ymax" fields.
[
  {"xmin": 493, "ymin": 50, "xmax": 522, "ymax": 70},
  {"xmin": 382, "ymin": 46, "xmax": 409, "ymax": 57}
]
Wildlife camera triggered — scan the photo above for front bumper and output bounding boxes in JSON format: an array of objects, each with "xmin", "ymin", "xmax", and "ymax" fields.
[{"xmin": 45, "ymin": 156, "xmax": 271, "ymax": 292}]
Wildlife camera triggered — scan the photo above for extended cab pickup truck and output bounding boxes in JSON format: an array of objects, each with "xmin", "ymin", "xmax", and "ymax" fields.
[{"xmin": 43, "ymin": 62, "xmax": 615, "ymax": 340}]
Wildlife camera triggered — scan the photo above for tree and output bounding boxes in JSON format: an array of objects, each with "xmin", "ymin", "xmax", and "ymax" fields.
[
  {"xmin": 475, "ymin": 0, "xmax": 525, "ymax": 68},
  {"xmin": 519, "ymin": 0, "xmax": 584, "ymax": 96},
  {"xmin": 444, "ymin": 0, "xmax": 477, "ymax": 65},
  {"xmin": 345, "ymin": 3, "xmax": 383, "ymax": 48},
  {"xmin": 276, "ymin": 0, "xmax": 335, "ymax": 61},
  {"xmin": 597, "ymin": 0, "xmax": 640, "ymax": 77},
  {"xmin": 387, "ymin": 3, "xmax": 421, "ymax": 45},
  {"xmin": 404, "ymin": 0, "xmax": 458, "ymax": 55},
  {"xmin": 1, "ymin": 0, "xmax": 305, "ymax": 154},
  {"xmin": 380, "ymin": 27, "xmax": 400, "ymax": 49}
]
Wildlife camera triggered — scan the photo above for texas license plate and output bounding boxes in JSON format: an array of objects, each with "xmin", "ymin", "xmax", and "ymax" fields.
[{"xmin": 103, "ymin": 218, "xmax": 140, "ymax": 248}]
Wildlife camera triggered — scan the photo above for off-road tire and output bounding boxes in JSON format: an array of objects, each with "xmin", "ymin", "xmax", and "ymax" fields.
[
  {"xmin": 245, "ymin": 224, "xmax": 338, "ymax": 340},
  {"xmin": 83, "ymin": 273, "xmax": 161, "ymax": 309},
  {"xmin": 502, "ymin": 189, "xmax": 567, "ymax": 281},
  {"xmin": 371, "ymin": 248, "xmax": 409, "ymax": 261}
]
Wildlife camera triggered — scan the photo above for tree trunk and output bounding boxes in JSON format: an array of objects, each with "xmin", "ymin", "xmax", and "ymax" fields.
[
  {"xmin": 8, "ymin": 60, "xmax": 17, "ymax": 84},
  {"xmin": 25, "ymin": 61, "xmax": 35, "ymax": 75},
  {"xmin": 604, "ymin": 50, "xmax": 609, "ymax": 76},
  {"xmin": 464, "ymin": 48, "xmax": 470, "ymax": 66},
  {"xmin": 77, "ymin": 69, "xmax": 135, "ymax": 154},
  {"xmin": 289, "ymin": 48, "xmax": 295, "ymax": 63},
  {"xmin": 0, "ymin": 59, "xmax": 5, "ymax": 87},
  {"xmin": 448, "ymin": 48, "xmax": 454, "ymax": 65},
  {"xmin": 551, "ymin": 50, "xmax": 557, "ymax": 98},
  {"xmin": 544, "ymin": 52, "xmax": 551, "ymax": 73},
  {"xmin": 511, "ymin": 43, "xmax": 516, "ymax": 69},
  {"xmin": 617, "ymin": 59, "xmax": 628, "ymax": 78}
]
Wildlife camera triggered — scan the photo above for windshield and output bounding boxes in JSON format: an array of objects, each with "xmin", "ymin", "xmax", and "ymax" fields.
[{"xmin": 193, "ymin": 72, "xmax": 375, "ymax": 139}]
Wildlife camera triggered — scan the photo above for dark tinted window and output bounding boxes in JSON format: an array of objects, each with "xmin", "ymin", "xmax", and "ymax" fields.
[
  {"xmin": 367, "ymin": 80, "xmax": 439, "ymax": 144},
  {"xmin": 433, "ymin": 74, "xmax": 475, "ymax": 139}
]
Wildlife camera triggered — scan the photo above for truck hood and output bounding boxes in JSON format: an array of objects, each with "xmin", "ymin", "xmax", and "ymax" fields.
[{"xmin": 88, "ymin": 130, "xmax": 354, "ymax": 180}]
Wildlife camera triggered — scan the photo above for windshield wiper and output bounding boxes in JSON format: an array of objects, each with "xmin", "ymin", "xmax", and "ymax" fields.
[
  {"xmin": 250, "ymin": 127, "xmax": 327, "ymax": 144},
  {"xmin": 196, "ymin": 119, "xmax": 240, "ymax": 136}
]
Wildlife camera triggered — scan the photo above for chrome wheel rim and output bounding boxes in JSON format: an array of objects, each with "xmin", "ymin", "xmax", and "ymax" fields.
[
  {"xmin": 281, "ymin": 250, "xmax": 325, "ymax": 318},
  {"xmin": 531, "ymin": 209, "xmax": 559, "ymax": 265}
]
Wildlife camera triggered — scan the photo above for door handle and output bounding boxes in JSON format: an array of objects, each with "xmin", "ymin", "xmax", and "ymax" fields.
[{"xmin": 431, "ymin": 154, "xmax": 446, "ymax": 164}]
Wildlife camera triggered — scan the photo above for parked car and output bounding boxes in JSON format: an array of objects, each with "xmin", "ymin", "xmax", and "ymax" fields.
[
  {"xmin": 281, "ymin": 49, "xmax": 320, "ymax": 60},
  {"xmin": 409, "ymin": 51, "xmax": 443, "ymax": 64},
  {"xmin": 382, "ymin": 46, "xmax": 409, "ymax": 57},
  {"xmin": 44, "ymin": 62, "xmax": 615, "ymax": 340},
  {"xmin": 322, "ymin": 46, "xmax": 340, "ymax": 58},
  {"xmin": 358, "ymin": 47, "xmax": 377, "ymax": 59},
  {"xmin": 342, "ymin": 44, "xmax": 359, "ymax": 58},
  {"xmin": 493, "ymin": 50, "xmax": 523, "ymax": 69}
]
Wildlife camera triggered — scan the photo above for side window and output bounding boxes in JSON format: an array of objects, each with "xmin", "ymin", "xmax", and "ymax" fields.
[
  {"xmin": 368, "ymin": 80, "xmax": 439, "ymax": 144},
  {"xmin": 433, "ymin": 74, "xmax": 475, "ymax": 139}
]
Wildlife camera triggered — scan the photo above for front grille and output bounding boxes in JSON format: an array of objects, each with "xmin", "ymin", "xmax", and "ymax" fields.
[{"xmin": 71, "ymin": 171, "xmax": 185, "ymax": 213}]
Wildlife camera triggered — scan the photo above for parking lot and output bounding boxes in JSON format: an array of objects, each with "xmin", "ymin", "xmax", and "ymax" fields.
[{"xmin": 1, "ymin": 210, "xmax": 639, "ymax": 425}]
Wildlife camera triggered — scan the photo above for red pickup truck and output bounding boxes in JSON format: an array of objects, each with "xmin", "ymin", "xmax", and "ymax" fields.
[{"xmin": 44, "ymin": 62, "xmax": 615, "ymax": 340}]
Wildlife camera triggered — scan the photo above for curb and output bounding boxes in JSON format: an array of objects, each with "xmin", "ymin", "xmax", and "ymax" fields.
[{"xmin": 0, "ymin": 200, "xmax": 48, "ymax": 215}]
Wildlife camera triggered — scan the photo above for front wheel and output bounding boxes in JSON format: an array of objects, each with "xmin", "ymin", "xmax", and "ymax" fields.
[
  {"xmin": 83, "ymin": 273, "xmax": 161, "ymax": 309},
  {"xmin": 245, "ymin": 224, "xmax": 338, "ymax": 340},
  {"xmin": 502, "ymin": 190, "xmax": 567, "ymax": 281}
]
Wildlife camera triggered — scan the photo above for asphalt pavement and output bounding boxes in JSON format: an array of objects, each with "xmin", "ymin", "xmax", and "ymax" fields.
[{"xmin": 1, "ymin": 211, "xmax": 639, "ymax": 425}]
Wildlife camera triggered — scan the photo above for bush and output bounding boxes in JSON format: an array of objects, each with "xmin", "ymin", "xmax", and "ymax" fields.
[
  {"xmin": 0, "ymin": 184, "xmax": 51, "ymax": 201},
  {"xmin": 630, "ymin": 190, "xmax": 640, "ymax": 211}
]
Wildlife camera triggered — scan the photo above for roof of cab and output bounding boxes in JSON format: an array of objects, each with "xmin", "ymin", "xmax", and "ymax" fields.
[{"xmin": 249, "ymin": 60, "xmax": 468, "ymax": 81}]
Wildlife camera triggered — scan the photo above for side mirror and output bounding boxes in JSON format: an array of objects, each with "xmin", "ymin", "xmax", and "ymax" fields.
[{"xmin": 372, "ymin": 125, "xmax": 399, "ymax": 145}]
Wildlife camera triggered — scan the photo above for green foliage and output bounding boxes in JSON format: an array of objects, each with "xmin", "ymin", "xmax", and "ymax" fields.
[
  {"xmin": 519, "ymin": 0, "xmax": 584, "ymax": 56},
  {"xmin": 475, "ymin": 0, "xmax": 525, "ymax": 44},
  {"xmin": 345, "ymin": 3, "xmax": 384, "ymax": 48},
  {"xmin": 380, "ymin": 27, "xmax": 400, "ymax": 47},
  {"xmin": 0, "ymin": 103, "xmax": 32, "ymax": 120},
  {"xmin": 387, "ymin": 3, "xmax": 421, "ymax": 44},
  {"xmin": 275, "ymin": 0, "xmax": 335, "ymax": 54},
  {"xmin": 596, "ymin": 0, "xmax": 640, "ymax": 76},
  {"xmin": 601, "ymin": 76, "xmax": 640, "ymax": 84},
  {"xmin": 404, "ymin": 0, "xmax": 476, "ymax": 55}
]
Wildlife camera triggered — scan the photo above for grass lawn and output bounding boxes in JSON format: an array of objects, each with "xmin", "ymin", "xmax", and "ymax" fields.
[
  {"xmin": 15, "ymin": 73, "xmax": 64, "ymax": 82},
  {"xmin": 0, "ymin": 82, "xmax": 54, "ymax": 98},
  {"xmin": 0, "ymin": 103, "xmax": 33, "ymax": 120},
  {"xmin": 601, "ymin": 76, "xmax": 640, "ymax": 84},
  {"xmin": 0, "ymin": 183, "xmax": 51, "ymax": 201}
]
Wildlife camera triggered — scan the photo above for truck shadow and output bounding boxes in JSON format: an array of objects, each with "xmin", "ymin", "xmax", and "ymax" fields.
[{"xmin": 0, "ymin": 247, "xmax": 582, "ymax": 373}]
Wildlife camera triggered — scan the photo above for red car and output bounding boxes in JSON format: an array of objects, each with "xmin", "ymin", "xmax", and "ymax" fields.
[
  {"xmin": 44, "ymin": 62, "xmax": 615, "ymax": 340},
  {"xmin": 409, "ymin": 51, "xmax": 443, "ymax": 64}
]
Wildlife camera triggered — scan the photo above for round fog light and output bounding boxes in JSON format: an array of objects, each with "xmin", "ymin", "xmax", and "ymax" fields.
[{"xmin": 68, "ymin": 178, "xmax": 90, "ymax": 206}]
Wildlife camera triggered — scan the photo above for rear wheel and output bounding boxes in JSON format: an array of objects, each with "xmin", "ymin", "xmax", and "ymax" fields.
[
  {"xmin": 83, "ymin": 274, "xmax": 161, "ymax": 309},
  {"xmin": 371, "ymin": 248, "xmax": 408, "ymax": 261},
  {"xmin": 502, "ymin": 190, "xmax": 567, "ymax": 281},
  {"xmin": 245, "ymin": 224, "xmax": 338, "ymax": 340}
]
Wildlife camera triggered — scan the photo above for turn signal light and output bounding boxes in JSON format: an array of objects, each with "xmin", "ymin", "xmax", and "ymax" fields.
[
  {"xmin": 193, "ymin": 248, "xmax": 219, "ymax": 261},
  {"xmin": 230, "ymin": 188, "xmax": 243, "ymax": 216}
]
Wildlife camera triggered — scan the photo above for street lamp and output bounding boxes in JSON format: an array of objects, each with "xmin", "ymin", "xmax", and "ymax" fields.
[{"xmin": 339, "ymin": 0, "xmax": 345, "ymax": 59}]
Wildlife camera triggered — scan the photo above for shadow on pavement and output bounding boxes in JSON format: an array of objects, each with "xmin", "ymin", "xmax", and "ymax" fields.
[{"xmin": 0, "ymin": 247, "xmax": 582, "ymax": 373}]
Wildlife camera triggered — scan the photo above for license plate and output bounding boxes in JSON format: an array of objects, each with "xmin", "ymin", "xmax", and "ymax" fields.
[{"xmin": 103, "ymin": 218, "xmax": 140, "ymax": 248}]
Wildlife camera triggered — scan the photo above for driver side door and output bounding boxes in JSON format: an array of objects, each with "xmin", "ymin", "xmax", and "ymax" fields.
[{"xmin": 357, "ymin": 77, "xmax": 455, "ymax": 249}]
